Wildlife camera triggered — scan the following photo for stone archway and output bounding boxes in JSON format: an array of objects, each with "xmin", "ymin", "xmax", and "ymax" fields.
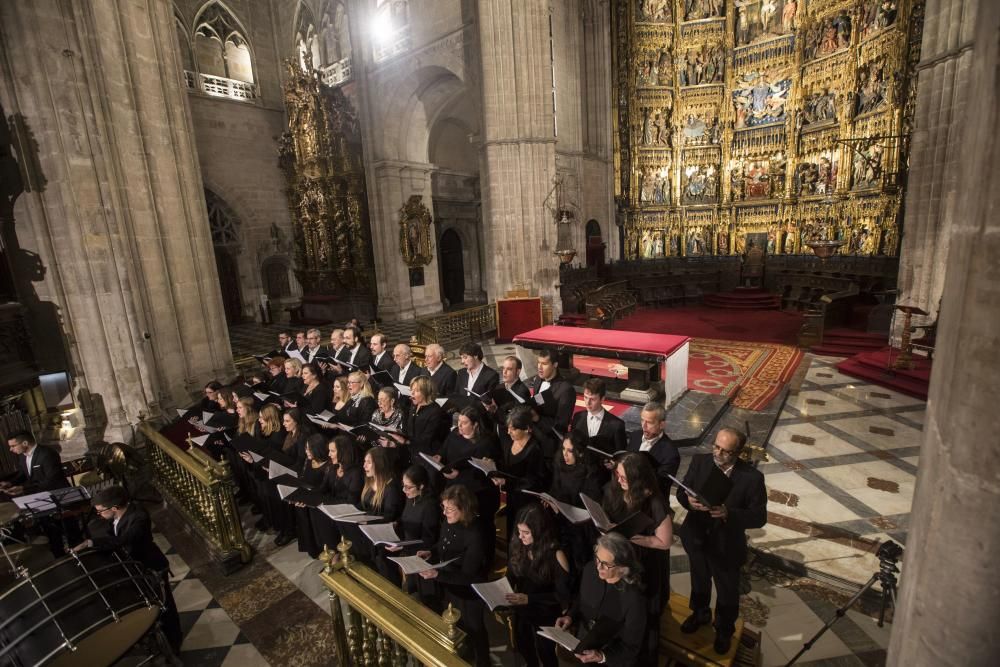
[{"xmin": 439, "ymin": 228, "xmax": 465, "ymax": 307}]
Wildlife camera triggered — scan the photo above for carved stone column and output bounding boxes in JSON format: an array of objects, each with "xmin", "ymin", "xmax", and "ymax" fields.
[
  {"xmin": 477, "ymin": 0, "xmax": 560, "ymax": 303},
  {"xmin": 895, "ymin": 0, "xmax": 977, "ymax": 328},
  {"xmin": 887, "ymin": 0, "xmax": 1000, "ymax": 664},
  {"xmin": 0, "ymin": 0, "xmax": 233, "ymax": 441}
]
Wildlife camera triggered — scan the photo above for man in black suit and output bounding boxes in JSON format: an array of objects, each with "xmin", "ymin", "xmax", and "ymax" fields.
[
  {"xmin": 525, "ymin": 348, "xmax": 576, "ymax": 462},
  {"xmin": 72, "ymin": 486, "xmax": 183, "ymax": 653},
  {"xmin": 333, "ymin": 325, "xmax": 371, "ymax": 376},
  {"xmin": 392, "ymin": 344, "xmax": 428, "ymax": 387},
  {"xmin": 303, "ymin": 328, "xmax": 326, "ymax": 363},
  {"xmin": 570, "ymin": 377, "xmax": 627, "ymax": 453},
  {"xmin": 277, "ymin": 331, "xmax": 297, "ymax": 353},
  {"xmin": 424, "ymin": 343, "xmax": 457, "ymax": 397},
  {"xmin": 627, "ymin": 402, "xmax": 680, "ymax": 495},
  {"xmin": 369, "ymin": 333, "xmax": 393, "ymax": 373},
  {"xmin": 454, "ymin": 342, "xmax": 499, "ymax": 397},
  {"xmin": 677, "ymin": 428, "xmax": 767, "ymax": 655},
  {"xmin": 487, "ymin": 355, "xmax": 532, "ymax": 437},
  {"xmin": 2, "ymin": 431, "xmax": 69, "ymax": 495}
]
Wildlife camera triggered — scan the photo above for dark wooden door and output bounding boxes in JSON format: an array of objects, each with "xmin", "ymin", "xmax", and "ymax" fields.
[
  {"xmin": 214, "ymin": 248, "xmax": 243, "ymax": 324},
  {"xmin": 439, "ymin": 229, "xmax": 465, "ymax": 306}
]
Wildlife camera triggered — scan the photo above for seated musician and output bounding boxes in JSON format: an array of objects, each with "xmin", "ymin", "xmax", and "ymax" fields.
[
  {"xmin": 71, "ymin": 485, "xmax": 182, "ymax": 653},
  {"xmin": 554, "ymin": 532, "xmax": 647, "ymax": 666}
]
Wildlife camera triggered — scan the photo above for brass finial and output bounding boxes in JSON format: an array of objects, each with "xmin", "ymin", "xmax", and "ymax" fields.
[
  {"xmin": 319, "ymin": 544, "xmax": 335, "ymax": 573},
  {"xmin": 337, "ymin": 536, "xmax": 353, "ymax": 567},
  {"xmin": 442, "ymin": 602, "xmax": 462, "ymax": 639}
]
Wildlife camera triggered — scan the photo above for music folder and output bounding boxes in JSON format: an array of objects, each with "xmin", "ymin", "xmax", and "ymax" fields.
[
  {"xmin": 283, "ymin": 487, "xmax": 325, "ymax": 507},
  {"xmin": 670, "ymin": 465, "xmax": 733, "ymax": 508},
  {"xmin": 369, "ymin": 370, "xmax": 394, "ymax": 388},
  {"xmin": 586, "ymin": 435, "xmax": 627, "ymax": 460},
  {"xmin": 489, "ymin": 384, "xmax": 525, "ymax": 409}
]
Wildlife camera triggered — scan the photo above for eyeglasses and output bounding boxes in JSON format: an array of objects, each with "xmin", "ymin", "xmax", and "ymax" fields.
[
  {"xmin": 441, "ymin": 504, "xmax": 460, "ymax": 515},
  {"xmin": 402, "ymin": 484, "xmax": 417, "ymax": 491},
  {"xmin": 95, "ymin": 506, "xmax": 115, "ymax": 515},
  {"xmin": 713, "ymin": 444, "xmax": 739, "ymax": 457},
  {"xmin": 595, "ymin": 556, "xmax": 618, "ymax": 571},
  {"xmin": 347, "ymin": 380, "xmax": 362, "ymax": 385}
]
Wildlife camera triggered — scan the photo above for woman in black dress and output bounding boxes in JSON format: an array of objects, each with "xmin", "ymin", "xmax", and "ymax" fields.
[
  {"xmin": 439, "ymin": 406, "xmax": 501, "ymax": 555},
  {"xmin": 415, "ymin": 485, "xmax": 489, "ymax": 667},
  {"xmin": 374, "ymin": 465, "xmax": 439, "ymax": 587},
  {"xmin": 548, "ymin": 432, "xmax": 606, "ymax": 574},
  {"xmin": 242, "ymin": 404, "xmax": 286, "ymax": 530},
  {"xmin": 554, "ymin": 532, "xmax": 648, "ymax": 666},
  {"xmin": 295, "ymin": 434, "xmax": 330, "ymax": 558},
  {"xmin": 403, "ymin": 376, "xmax": 449, "ymax": 471},
  {"xmin": 272, "ymin": 408, "xmax": 312, "ymax": 546},
  {"xmin": 340, "ymin": 371, "xmax": 377, "ymax": 426},
  {"xmin": 602, "ymin": 452, "xmax": 673, "ymax": 659},
  {"xmin": 492, "ymin": 405, "xmax": 544, "ymax": 544},
  {"xmin": 295, "ymin": 363, "xmax": 332, "ymax": 415},
  {"xmin": 266, "ymin": 357, "xmax": 287, "ymax": 394},
  {"xmin": 311, "ymin": 435, "xmax": 364, "ymax": 553},
  {"xmin": 283, "ymin": 358, "xmax": 304, "ymax": 396},
  {"xmin": 228, "ymin": 397, "xmax": 259, "ymax": 503},
  {"xmin": 315, "ymin": 376, "xmax": 352, "ymax": 434},
  {"xmin": 347, "ymin": 447, "xmax": 404, "ymax": 563},
  {"xmin": 506, "ymin": 503, "xmax": 571, "ymax": 667}
]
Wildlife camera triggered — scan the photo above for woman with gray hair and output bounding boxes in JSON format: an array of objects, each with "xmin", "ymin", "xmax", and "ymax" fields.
[{"xmin": 553, "ymin": 532, "xmax": 647, "ymax": 665}]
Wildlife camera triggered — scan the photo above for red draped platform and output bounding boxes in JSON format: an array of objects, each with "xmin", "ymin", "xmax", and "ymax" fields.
[{"xmin": 514, "ymin": 325, "xmax": 691, "ymax": 403}]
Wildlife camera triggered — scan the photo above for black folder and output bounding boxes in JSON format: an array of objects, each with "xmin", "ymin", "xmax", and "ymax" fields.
[
  {"xmin": 283, "ymin": 487, "xmax": 325, "ymax": 507},
  {"xmin": 696, "ymin": 463, "xmax": 734, "ymax": 507},
  {"xmin": 609, "ymin": 511, "xmax": 655, "ymax": 539}
]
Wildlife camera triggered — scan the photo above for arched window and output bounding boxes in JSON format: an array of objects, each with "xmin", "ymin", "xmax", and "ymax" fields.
[
  {"xmin": 321, "ymin": 1, "xmax": 351, "ymax": 65},
  {"xmin": 175, "ymin": 12, "xmax": 194, "ymax": 72},
  {"xmin": 294, "ymin": 2, "xmax": 320, "ymax": 70},
  {"xmin": 193, "ymin": 2, "xmax": 254, "ymax": 84},
  {"xmin": 204, "ymin": 189, "xmax": 241, "ymax": 248}
]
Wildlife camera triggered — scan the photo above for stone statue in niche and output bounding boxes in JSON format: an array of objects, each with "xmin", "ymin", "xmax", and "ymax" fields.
[
  {"xmin": 678, "ymin": 44, "xmax": 725, "ymax": 87},
  {"xmin": 684, "ymin": 0, "xmax": 725, "ymax": 22},
  {"xmin": 767, "ymin": 228, "xmax": 777, "ymax": 254},
  {"xmin": 855, "ymin": 61, "xmax": 888, "ymax": 115},
  {"xmin": 803, "ymin": 13, "xmax": 852, "ymax": 61},
  {"xmin": 769, "ymin": 154, "xmax": 787, "ymax": 197},
  {"xmin": 637, "ymin": 0, "xmax": 673, "ymax": 23},
  {"xmin": 795, "ymin": 152, "xmax": 838, "ymax": 196},
  {"xmin": 733, "ymin": 71, "xmax": 790, "ymax": 128},
  {"xmin": 881, "ymin": 224, "xmax": 898, "ymax": 256},
  {"xmin": 861, "ymin": 0, "xmax": 898, "ymax": 39},
  {"xmin": 669, "ymin": 231, "xmax": 681, "ymax": 256},
  {"xmin": 640, "ymin": 229, "xmax": 654, "ymax": 258},
  {"xmin": 656, "ymin": 48, "xmax": 673, "ymax": 86},
  {"xmin": 653, "ymin": 232, "xmax": 665, "ymax": 256},
  {"xmin": 851, "ymin": 141, "xmax": 884, "ymax": 190},
  {"xmin": 636, "ymin": 54, "xmax": 660, "ymax": 87},
  {"xmin": 784, "ymin": 229, "xmax": 795, "ymax": 253},
  {"xmin": 730, "ymin": 165, "xmax": 744, "ymax": 201},
  {"xmin": 398, "ymin": 194, "xmax": 434, "ymax": 267},
  {"xmin": 642, "ymin": 106, "xmax": 672, "ymax": 146},
  {"xmin": 734, "ymin": 0, "xmax": 797, "ymax": 47},
  {"xmin": 687, "ymin": 228, "xmax": 706, "ymax": 255},
  {"xmin": 800, "ymin": 89, "xmax": 837, "ymax": 127},
  {"xmin": 717, "ymin": 229, "xmax": 729, "ymax": 254}
]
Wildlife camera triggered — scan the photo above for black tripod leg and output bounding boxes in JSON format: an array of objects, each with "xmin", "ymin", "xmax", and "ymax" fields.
[{"xmin": 784, "ymin": 573, "xmax": 880, "ymax": 667}]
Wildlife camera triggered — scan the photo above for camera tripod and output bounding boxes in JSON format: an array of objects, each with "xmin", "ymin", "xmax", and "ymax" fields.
[{"xmin": 784, "ymin": 540, "xmax": 901, "ymax": 666}]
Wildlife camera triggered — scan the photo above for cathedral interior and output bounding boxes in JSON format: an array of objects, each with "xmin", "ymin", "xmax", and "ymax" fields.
[{"xmin": 0, "ymin": 0, "xmax": 997, "ymax": 665}]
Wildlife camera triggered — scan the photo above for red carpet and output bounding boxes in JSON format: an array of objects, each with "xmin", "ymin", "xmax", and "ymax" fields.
[
  {"xmin": 615, "ymin": 306, "xmax": 804, "ymax": 346},
  {"xmin": 836, "ymin": 348, "xmax": 931, "ymax": 399},
  {"xmin": 573, "ymin": 338, "xmax": 803, "ymax": 411}
]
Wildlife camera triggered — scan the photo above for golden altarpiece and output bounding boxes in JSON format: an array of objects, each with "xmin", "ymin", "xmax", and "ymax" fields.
[
  {"xmin": 279, "ymin": 58, "xmax": 377, "ymax": 319},
  {"xmin": 614, "ymin": 0, "xmax": 921, "ymax": 260}
]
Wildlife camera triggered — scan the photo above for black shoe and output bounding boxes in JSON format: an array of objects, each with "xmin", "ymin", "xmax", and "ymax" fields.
[
  {"xmin": 274, "ymin": 533, "xmax": 296, "ymax": 547},
  {"xmin": 713, "ymin": 632, "xmax": 732, "ymax": 655},
  {"xmin": 680, "ymin": 613, "xmax": 711, "ymax": 634}
]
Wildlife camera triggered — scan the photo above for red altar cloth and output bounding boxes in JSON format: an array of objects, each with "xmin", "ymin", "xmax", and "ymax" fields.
[{"xmin": 513, "ymin": 325, "xmax": 689, "ymax": 358}]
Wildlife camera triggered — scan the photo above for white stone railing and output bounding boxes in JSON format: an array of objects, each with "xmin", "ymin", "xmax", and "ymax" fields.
[
  {"xmin": 183, "ymin": 70, "xmax": 259, "ymax": 102},
  {"xmin": 373, "ymin": 25, "xmax": 411, "ymax": 63},
  {"xmin": 320, "ymin": 57, "xmax": 353, "ymax": 87}
]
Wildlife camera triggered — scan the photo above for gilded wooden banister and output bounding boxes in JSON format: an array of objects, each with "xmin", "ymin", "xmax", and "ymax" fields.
[
  {"xmin": 415, "ymin": 303, "xmax": 496, "ymax": 347},
  {"xmin": 319, "ymin": 542, "xmax": 469, "ymax": 666},
  {"xmin": 138, "ymin": 422, "xmax": 251, "ymax": 571}
]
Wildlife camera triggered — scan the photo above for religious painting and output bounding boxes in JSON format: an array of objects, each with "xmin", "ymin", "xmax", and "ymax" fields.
[
  {"xmin": 639, "ymin": 163, "xmax": 671, "ymax": 205},
  {"xmin": 802, "ymin": 13, "xmax": 852, "ymax": 62},
  {"xmin": 799, "ymin": 89, "xmax": 837, "ymax": 129},
  {"xmin": 683, "ymin": 0, "xmax": 725, "ymax": 22},
  {"xmin": 641, "ymin": 106, "xmax": 673, "ymax": 146},
  {"xmin": 681, "ymin": 113, "xmax": 721, "ymax": 146},
  {"xmin": 861, "ymin": 0, "xmax": 898, "ymax": 40},
  {"xmin": 847, "ymin": 225, "xmax": 880, "ymax": 255},
  {"xmin": 736, "ymin": 156, "xmax": 786, "ymax": 201},
  {"xmin": 398, "ymin": 194, "xmax": 433, "ymax": 267},
  {"xmin": 686, "ymin": 227, "xmax": 708, "ymax": 255},
  {"xmin": 732, "ymin": 71, "xmax": 791, "ymax": 128},
  {"xmin": 682, "ymin": 164, "xmax": 719, "ymax": 204},
  {"xmin": 855, "ymin": 60, "xmax": 888, "ymax": 116},
  {"xmin": 850, "ymin": 141, "xmax": 884, "ymax": 190},
  {"xmin": 678, "ymin": 44, "xmax": 725, "ymax": 87},
  {"xmin": 636, "ymin": 47, "xmax": 672, "ymax": 88},
  {"xmin": 636, "ymin": 0, "xmax": 672, "ymax": 23},
  {"xmin": 640, "ymin": 229, "xmax": 667, "ymax": 258},
  {"xmin": 734, "ymin": 0, "xmax": 798, "ymax": 48},
  {"xmin": 795, "ymin": 150, "xmax": 839, "ymax": 196}
]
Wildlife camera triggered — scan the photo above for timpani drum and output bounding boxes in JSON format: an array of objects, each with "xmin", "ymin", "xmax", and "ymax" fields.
[{"xmin": 0, "ymin": 550, "xmax": 163, "ymax": 667}]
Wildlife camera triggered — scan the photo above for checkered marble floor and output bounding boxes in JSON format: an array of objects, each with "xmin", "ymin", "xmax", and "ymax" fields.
[{"xmin": 748, "ymin": 353, "xmax": 923, "ymax": 586}]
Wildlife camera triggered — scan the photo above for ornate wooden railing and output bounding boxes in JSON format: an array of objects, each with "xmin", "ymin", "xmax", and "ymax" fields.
[
  {"xmin": 415, "ymin": 303, "xmax": 496, "ymax": 348},
  {"xmin": 319, "ymin": 540, "xmax": 468, "ymax": 666},
  {"xmin": 139, "ymin": 422, "xmax": 251, "ymax": 572}
]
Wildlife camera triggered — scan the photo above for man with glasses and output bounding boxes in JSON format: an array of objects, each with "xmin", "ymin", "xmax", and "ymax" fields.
[
  {"xmin": 71, "ymin": 486, "xmax": 183, "ymax": 652},
  {"xmin": 676, "ymin": 428, "xmax": 767, "ymax": 655}
]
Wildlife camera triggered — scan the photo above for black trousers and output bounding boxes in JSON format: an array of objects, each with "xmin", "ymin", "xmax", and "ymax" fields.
[
  {"xmin": 513, "ymin": 611, "xmax": 558, "ymax": 667},
  {"xmin": 685, "ymin": 544, "xmax": 741, "ymax": 636},
  {"xmin": 156, "ymin": 569, "xmax": 183, "ymax": 652}
]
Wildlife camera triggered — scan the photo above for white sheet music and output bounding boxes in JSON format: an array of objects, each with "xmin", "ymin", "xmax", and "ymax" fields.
[
  {"xmin": 318, "ymin": 504, "xmax": 365, "ymax": 520},
  {"xmin": 537, "ymin": 626, "xmax": 580, "ymax": 652},
  {"xmin": 522, "ymin": 490, "xmax": 590, "ymax": 524},
  {"xmin": 419, "ymin": 452, "xmax": 444, "ymax": 472},
  {"xmin": 579, "ymin": 493, "xmax": 612, "ymax": 531},
  {"xmin": 359, "ymin": 524, "xmax": 422, "ymax": 547},
  {"xmin": 394, "ymin": 383, "xmax": 412, "ymax": 397},
  {"xmin": 190, "ymin": 434, "xmax": 210, "ymax": 447},
  {"xmin": 253, "ymin": 392, "xmax": 269, "ymax": 402},
  {"xmin": 277, "ymin": 484, "xmax": 296, "ymax": 500},
  {"xmin": 248, "ymin": 451, "xmax": 264, "ymax": 463},
  {"xmin": 387, "ymin": 556, "xmax": 459, "ymax": 576},
  {"xmin": 287, "ymin": 350, "xmax": 306, "ymax": 363},
  {"xmin": 268, "ymin": 460, "xmax": 298, "ymax": 480},
  {"xmin": 471, "ymin": 577, "xmax": 514, "ymax": 611},
  {"xmin": 468, "ymin": 457, "xmax": 496, "ymax": 475}
]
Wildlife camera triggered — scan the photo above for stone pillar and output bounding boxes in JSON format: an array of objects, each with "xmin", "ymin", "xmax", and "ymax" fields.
[
  {"xmin": 369, "ymin": 161, "xmax": 443, "ymax": 319},
  {"xmin": 895, "ymin": 0, "xmax": 977, "ymax": 328},
  {"xmin": 887, "ymin": 0, "xmax": 1000, "ymax": 664},
  {"xmin": 0, "ymin": 0, "xmax": 233, "ymax": 442},
  {"xmin": 477, "ymin": 0, "xmax": 559, "ymax": 303}
]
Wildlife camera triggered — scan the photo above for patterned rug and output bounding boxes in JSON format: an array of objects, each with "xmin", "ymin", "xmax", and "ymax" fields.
[{"xmin": 690, "ymin": 338, "xmax": 803, "ymax": 410}]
